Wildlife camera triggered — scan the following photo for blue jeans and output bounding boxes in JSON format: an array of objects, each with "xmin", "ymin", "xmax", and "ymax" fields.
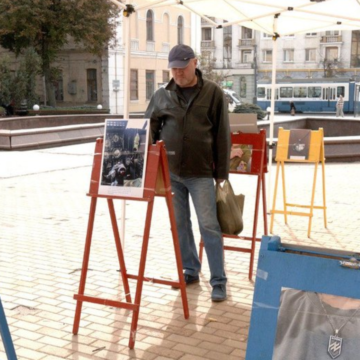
[{"xmin": 170, "ymin": 173, "xmax": 227, "ymax": 287}]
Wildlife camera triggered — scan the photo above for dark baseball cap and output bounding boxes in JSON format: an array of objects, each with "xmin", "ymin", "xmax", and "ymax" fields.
[{"xmin": 168, "ymin": 44, "xmax": 195, "ymax": 69}]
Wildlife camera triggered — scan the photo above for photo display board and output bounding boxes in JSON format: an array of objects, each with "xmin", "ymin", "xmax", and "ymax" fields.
[
  {"xmin": 246, "ymin": 236, "xmax": 360, "ymax": 360},
  {"xmin": 98, "ymin": 119, "xmax": 150, "ymax": 198},
  {"xmin": 276, "ymin": 128, "xmax": 323, "ymax": 162}
]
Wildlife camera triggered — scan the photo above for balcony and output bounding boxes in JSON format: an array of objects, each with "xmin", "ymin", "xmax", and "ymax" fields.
[
  {"xmin": 201, "ymin": 40, "xmax": 215, "ymax": 49},
  {"xmin": 201, "ymin": 16, "xmax": 215, "ymax": 24},
  {"xmin": 162, "ymin": 42, "xmax": 170, "ymax": 53},
  {"xmin": 234, "ymin": 62, "xmax": 254, "ymax": 69},
  {"xmin": 320, "ymin": 35, "xmax": 342, "ymax": 43},
  {"xmin": 146, "ymin": 41, "xmax": 155, "ymax": 52},
  {"xmin": 131, "ymin": 39, "xmax": 139, "ymax": 51},
  {"xmin": 238, "ymin": 39, "xmax": 255, "ymax": 47}
]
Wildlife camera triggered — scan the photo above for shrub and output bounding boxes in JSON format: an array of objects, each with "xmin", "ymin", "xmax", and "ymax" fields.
[{"xmin": 233, "ymin": 102, "xmax": 267, "ymax": 120}]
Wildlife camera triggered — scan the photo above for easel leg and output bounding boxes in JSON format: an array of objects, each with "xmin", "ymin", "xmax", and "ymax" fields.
[
  {"xmin": 321, "ymin": 159, "xmax": 327, "ymax": 228},
  {"xmin": 129, "ymin": 200, "xmax": 154, "ymax": 349},
  {"xmin": 261, "ymin": 173, "xmax": 268, "ymax": 235},
  {"xmin": 73, "ymin": 197, "xmax": 97, "ymax": 335},
  {"xmin": 281, "ymin": 161, "xmax": 288, "ymax": 224},
  {"xmin": 248, "ymin": 175, "xmax": 262, "ymax": 281},
  {"xmin": 199, "ymin": 238, "xmax": 204, "ymax": 263},
  {"xmin": 107, "ymin": 199, "xmax": 132, "ymax": 303},
  {"xmin": 0, "ymin": 298, "xmax": 17, "ymax": 360},
  {"xmin": 308, "ymin": 163, "xmax": 319, "ymax": 238},
  {"xmin": 270, "ymin": 161, "xmax": 281, "ymax": 233}
]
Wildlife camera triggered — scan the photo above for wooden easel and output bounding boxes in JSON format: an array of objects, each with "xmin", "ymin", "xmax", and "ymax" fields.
[
  {"xmin": 199, "ymin": 129, "xmax": 268, "ymax": 281},
  {"xmin": 0, "ymin": 297, "xmax": 17, "ymax": 360},
  {"xmin": 72, "ymin": 139, "xmax": 189, "ymax": 349},
  {"xmin": 270, "ymin": 127, "xmax": 327, "ymax": 237}
]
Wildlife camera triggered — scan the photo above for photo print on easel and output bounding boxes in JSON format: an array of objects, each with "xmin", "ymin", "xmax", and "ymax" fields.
[
  {"xmin": 230, "ymin": 144, "xmax": 253, "ymax": 173},
  {"xmin": 99, "ymin": 119, "xmax": 150, "ymax": 198},
  {"xmin": 287, "ymin": 129, "xmax": 311, "ymax": 160}
]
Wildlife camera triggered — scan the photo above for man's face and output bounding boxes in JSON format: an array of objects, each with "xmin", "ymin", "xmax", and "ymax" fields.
[{"xmin": 171, "ymin": 59, "xmax": 197, "ymax": 88}]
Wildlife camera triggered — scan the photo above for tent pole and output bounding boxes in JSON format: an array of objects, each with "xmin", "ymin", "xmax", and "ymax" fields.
[
  {"xmin": 120, "ymin": 11, "xmax": 132, "ymax": 247},
  {"xmin": 266, "ymin": 16, "xmax": 279, "ymax": 213}
]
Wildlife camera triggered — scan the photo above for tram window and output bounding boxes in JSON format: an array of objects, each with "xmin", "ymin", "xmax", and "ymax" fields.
[
  {"xmin": 257, "ymin": 87, "xmax": 266, "ymax": 98},
  {"xmin": 308, "ymin": 86, "xmax": 321, "ymax": 98},
  {"xmin": 294, "ymin": 87, "xmax": 307, "ymax": 98},
  {"xmin": 280, "ymin": 87, "xmax": 293, "ymax": 98},
  {"xmin": 337, "ymin": 86, "xmax": 345, "ymax": 97}
]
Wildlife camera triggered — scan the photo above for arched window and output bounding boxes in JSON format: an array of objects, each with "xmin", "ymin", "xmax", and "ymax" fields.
[
  {"xmin": 177, "ymin": 16, "xmax": 184, "ymax": 44},
  {"xmin": 146, "ymin": 10, "xmax": 154, "ymax": 41}
]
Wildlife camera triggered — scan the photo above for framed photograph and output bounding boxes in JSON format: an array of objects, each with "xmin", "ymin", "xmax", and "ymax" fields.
[
  {"xmin": 287, "ymin": 129, "xmax": 311, "ymax": 160},
  {"xmin": 98, "ymin": 119, "xmax": 150, "ymax": 198},
  {"xmin": 246, "ymin": 236, "xmax": 360, "ymax": 360},
  {"xmin": 230, "ymin": 144, "xmax": 253, "ymax": 173}
]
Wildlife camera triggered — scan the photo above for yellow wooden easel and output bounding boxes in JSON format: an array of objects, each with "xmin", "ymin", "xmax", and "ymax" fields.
[{"xmin": 270, "ymin": 127, "xmax": 327, "ymax": 237}]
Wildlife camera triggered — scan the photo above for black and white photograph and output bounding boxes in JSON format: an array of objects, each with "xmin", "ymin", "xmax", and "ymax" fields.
[
  {"xmin": 287, "ymin": 129, "xmax": 311, "ymax": 160},
  {"xmin": 98, "ymin": 119, "xmax": 150, "ymax": 198}
]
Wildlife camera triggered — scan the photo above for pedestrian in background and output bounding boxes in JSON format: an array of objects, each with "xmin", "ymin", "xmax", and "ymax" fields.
[
  {"xmin": 336, "ymin": 95, "xmax": 344, "ymax": 117},
  {"xmin": 290, "ymin": 101, "xmax": 296, "ymax": 116},
  {"xmin": 145, "ymin": 44, "xmax": 230, "ymax": 302}
]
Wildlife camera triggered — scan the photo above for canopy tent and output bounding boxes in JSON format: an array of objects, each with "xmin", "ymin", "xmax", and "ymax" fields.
[{"xmin": 109, "ymin": 0, "xmax": 360, "ymax": 241}]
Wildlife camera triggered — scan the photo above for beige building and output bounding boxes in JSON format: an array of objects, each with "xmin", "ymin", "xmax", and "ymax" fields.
[{"xmin": 0, "ymin": 6, "xmax": 193, "ymax": 114}]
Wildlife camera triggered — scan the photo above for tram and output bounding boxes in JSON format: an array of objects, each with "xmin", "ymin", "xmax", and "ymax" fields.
[{"xmin": 257, "ymin": 78, "xmax": 360, "ymax": 114}]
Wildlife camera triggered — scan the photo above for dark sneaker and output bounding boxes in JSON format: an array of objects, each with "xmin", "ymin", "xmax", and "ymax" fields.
[
  {"xmin": 211, "ymin": 284, "xmax": 227, "ymax": 302},
  {"xmin": 184, "ymin": 274, "xmax": 200, "ymax": 285}
]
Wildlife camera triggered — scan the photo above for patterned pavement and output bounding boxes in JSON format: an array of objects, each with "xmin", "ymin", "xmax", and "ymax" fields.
[{"xmin": 0, "ymin": 136, "xmax": 359, "ymax": 359}]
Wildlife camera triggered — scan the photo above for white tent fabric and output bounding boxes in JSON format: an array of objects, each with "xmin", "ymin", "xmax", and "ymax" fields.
[{"xmin": 110, "ymin": 0, "xmax": 360, "ymax": 240}]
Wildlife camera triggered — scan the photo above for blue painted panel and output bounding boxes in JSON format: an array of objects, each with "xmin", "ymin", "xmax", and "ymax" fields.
[{"xmin": 246, "ymin": 236, "xmax": 360, "ymax": 360}]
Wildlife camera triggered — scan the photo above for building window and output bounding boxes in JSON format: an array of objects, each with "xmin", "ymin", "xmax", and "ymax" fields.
[
  {"xmin": 240, "ymin": 77, "xmax": 247, "ymax": 98},
  {"xmin": 325, "ymin": 46, "xmax": 339, "ymax": 61},
  {"xmin": 223, "ymin": 23, "xmax": 232, "ymax": 68},
  {"xmin": 202, "ymin": 27, "xmax": 212, "ymax": 41},
  {"xmin": 305, "ymin": 48, "xmax": 316, "ymax": 62},
  {"xmin": 262, "ymin": 33, "xmax": 272, "ymax": 38},
  {"xmin": 177, "ymin": 16, "xmax": 184, "ymax": 44},
  {"xmin": 351, "ymin": 30, "xmax": 360, "ymax": 67},
  {"xmin": 263, "ymin": 50, "xmax": 272, "ymax": 62},
  {"xmin": 306, "ymin": 32, "xmax": 317, "ymax": 37},
  {"xmin": 130, "ymin": 70, "xmax": 138, "ymax": 101},
  {"xmin": 283, "ymin": 49, "xmax": 294, "ymax": 62},
  {"xmin": 146, "ymin": 10, "xmax": 154, "ymax": 41},
  {"xmin": 87, "ymin": 69, "xmax": 97, "ymax": 102},
  {"xmin": 242, "ymin": 27, "xmax": 253, "ymax": 39},
  {"xmin": 162, "ymin": 70, "xmax": 170, "ymax": 83},
  {"xmin": 326, "ymin": 30, "xmax": 340, "ymax": 36},
  {"xmin": 146, "ymin": 70, "xmax": 155, "ymax": 100},
  {"xmin": 241, "ymin": 50, "xmax": 252, "ymax": 63}
]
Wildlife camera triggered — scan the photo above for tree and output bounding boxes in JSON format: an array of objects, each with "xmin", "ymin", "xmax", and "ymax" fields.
[
  {"xmin": 0, "ymin": 0, "xmax": 120, "ymax": 106},
  {"xmin": 197, "ymin": 52, "xmax": 230, "ymax": 86}
]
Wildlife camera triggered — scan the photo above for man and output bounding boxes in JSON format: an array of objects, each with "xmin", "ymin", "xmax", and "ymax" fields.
[
  {"xmin": 336, "ymin": 95, "xmax": 344, "ymax": 117},
  {"xmin": 145, "ymin": 44, "xmax": 230, "ymax": 302}
]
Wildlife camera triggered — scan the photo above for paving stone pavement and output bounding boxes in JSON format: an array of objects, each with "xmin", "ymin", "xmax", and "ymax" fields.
[{"xmin": 0, "ymin": 140, "xmax": 359, "ymax": 360}]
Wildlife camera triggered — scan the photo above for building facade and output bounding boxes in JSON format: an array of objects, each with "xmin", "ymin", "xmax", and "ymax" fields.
[{"xmin": 200, "ymin": 19, "xmax": 360, "ymax": 104}]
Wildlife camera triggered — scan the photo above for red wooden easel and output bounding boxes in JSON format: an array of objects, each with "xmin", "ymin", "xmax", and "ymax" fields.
[
  {"xmin": 72, "ymin": 139, "xmax": 189, "ymax": 349},
  {"xmin": 199, "ymin": 129, "xmax": 268, "ymax": 281}
]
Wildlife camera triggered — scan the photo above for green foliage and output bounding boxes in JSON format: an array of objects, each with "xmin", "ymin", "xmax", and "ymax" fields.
[
  {"xmin": 197, "ymin": 52, "xmax": 230, "ymax": 86},
  {"xmin": 0, "ymin": 56, "xmax": 13, "ymax": 105},
  {"xmin": 0, "ymin": 48, "xmax": 41, "ymax": 110},
  {"xmin": 0, "ymin": 0, "xmax": 120, "ymax": 106},
  {"xmin": 233, "ymin": 102, "xmax": 267, "ymax": 120}
]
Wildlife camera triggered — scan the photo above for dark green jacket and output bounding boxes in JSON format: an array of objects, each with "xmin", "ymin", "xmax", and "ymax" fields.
[{"xmin": 145, "ymin": 69, "xmax": 230, "ymax": 179}]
